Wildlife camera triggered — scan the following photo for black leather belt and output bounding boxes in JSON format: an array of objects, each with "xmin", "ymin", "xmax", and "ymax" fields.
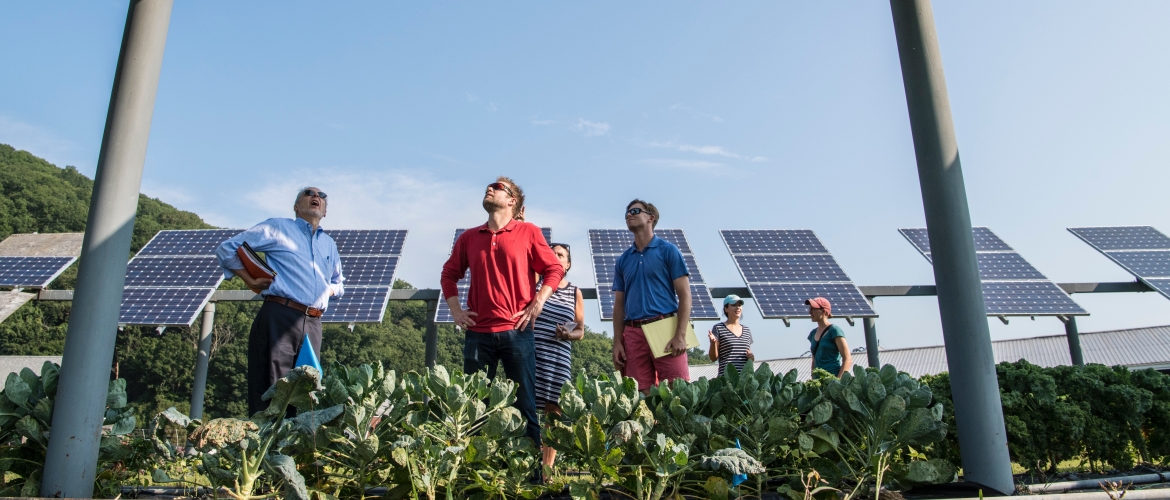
[
  {"xmin": 265, "ymin": 296, "xmax": 323, "ymax": 318},
  {"xmin": 626, "ymin": 312, "xmax": 675, "ymax": 328}
]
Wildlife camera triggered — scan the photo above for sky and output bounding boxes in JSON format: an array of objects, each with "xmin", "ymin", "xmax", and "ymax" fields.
[{"xmin": 3, "ymin": 2, "xmax": 1170, "ymax": 361}]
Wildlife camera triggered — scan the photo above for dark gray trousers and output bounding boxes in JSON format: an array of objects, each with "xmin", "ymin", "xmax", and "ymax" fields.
[{"xmin": 248, "ymin": 301, "xmax": 322, "ymax": 416}]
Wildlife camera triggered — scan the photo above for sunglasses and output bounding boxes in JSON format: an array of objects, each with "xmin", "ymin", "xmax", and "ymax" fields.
[
  {"xmin": 486, "ymin": 182, "xmax": 514, "ymax": 197},
  {"xmin": 302, "ymin": 189, "xmax": 328, "ymax": 199},
  {"xmin": 550, "ymin": 242, "xmax": 571, "ymax": 250},
  {"xmin": 626, "ymin": 207, "xmax": 647, "ymax": 216}
]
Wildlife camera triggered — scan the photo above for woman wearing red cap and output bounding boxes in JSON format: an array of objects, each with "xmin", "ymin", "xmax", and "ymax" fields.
[{"xmin": 805, "ymin": 297, "xmax": 852, "ymax": 378}]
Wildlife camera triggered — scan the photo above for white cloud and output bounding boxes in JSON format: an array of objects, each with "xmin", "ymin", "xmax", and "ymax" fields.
[
  {"xmin": 637, "ymin": 158, "xmax": 725, "ymax": 170},
  {"xmin": 668, "ymin": 103, "xmax": 724, "ymax": 123},
  {"xmin": 573, "ymin": 119, "xmax": 610, "ymax": 137},
  {"xmin": 464, "ymin": 92, "xmax": 480, "ymax": 102},
  {"xmin": 648, "ymin": 141, "xmax": 767, "ymax": 162}
]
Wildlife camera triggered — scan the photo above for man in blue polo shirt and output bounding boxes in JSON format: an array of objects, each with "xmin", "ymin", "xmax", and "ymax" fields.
[{"xmin": 611, "ymin": 199, "xmax": 692, "ymax": 392}]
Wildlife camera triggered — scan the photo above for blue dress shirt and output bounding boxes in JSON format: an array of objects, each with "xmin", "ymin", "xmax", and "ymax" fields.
[
  {"xmin": 612, "ymin": 236, "xmax": 689, "ymax": 321},
  {"xmin": 216, "ymin": 218, "xmax": 344, "ymax": 310}
]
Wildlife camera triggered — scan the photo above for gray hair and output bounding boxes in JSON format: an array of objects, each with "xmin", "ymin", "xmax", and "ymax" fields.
[{"xmin": 293, "ymin": 186, "xmax": 325, "ymax": 212}]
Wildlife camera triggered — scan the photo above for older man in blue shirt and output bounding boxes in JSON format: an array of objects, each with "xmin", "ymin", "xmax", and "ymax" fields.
[{"xmin": 216, "ymin": 186, "xmax": 344, "ymax": 415}]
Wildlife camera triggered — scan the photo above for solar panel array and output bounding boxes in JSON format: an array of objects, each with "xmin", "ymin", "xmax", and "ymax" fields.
[
  {"xmin": 120, "ymin": 229, "xmax": 242, "ymax": 326},
  {"xmin": 0, "ymin": 256, "xmax": 77, "ymax": 288},
  {"xmin": 900, "ymin": 227, "xmax": 1086, "ymax": 316},
  {"xmin": 587, "ymin": 229, "xmax": 720, "ymax": 321},
  {"xmin": 321, "ymin": 230, "xmax": 408, "ymax": 323},
  {"xmin": 720, "ymin": 230, "xmax": 876, "ymax": 319},
  {"xmin": 1069, "ymin": 226, "xmax": 1170, "ymax": 301},
  {"xmin": 435, "ymin": 227, "xmax": 553, "ymax": 323}
]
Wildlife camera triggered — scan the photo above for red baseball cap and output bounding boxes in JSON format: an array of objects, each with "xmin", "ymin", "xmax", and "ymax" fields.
[{"xmin": 805, "ymin": 297, "xmax": 832, "ymax": 316}]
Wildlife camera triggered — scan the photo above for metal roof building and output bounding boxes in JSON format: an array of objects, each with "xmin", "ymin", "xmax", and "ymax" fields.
[{"xmin": 690, "ymin": 324, "xmax": 1170, "ymax": 381}]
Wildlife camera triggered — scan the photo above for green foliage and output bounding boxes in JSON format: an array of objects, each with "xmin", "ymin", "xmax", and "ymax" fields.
[
  {"xmin": 0, "ymin": 361, "xmax": 142, "ymax": 497},
  {"xmin": 925, "ymin": 361, "xmax": 1170, "ymax": 476}
]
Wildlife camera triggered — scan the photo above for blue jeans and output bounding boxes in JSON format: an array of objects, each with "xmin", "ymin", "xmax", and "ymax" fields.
[{"xmin": 464, "ymin": 328, "xmax": 540, "ymax": 447}]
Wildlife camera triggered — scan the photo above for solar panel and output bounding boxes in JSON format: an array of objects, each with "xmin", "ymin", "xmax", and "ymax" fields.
[
  {"xmin": 720, "ymin": 229, "xmax": 876, "ymax": 319},
  {"xmin": 340, "ymin": 256, "xmax": 400, "ymax": 286},
  {"xmin": 1104, "ymin": 251, "xmax": 1170, "ymax": 279},
  {"xmin": 435, "ymin": 227, "xmax": 552, "ymax": 323},
  {"xmin": 136, "ymin": 229, "xmax": 243, "ymax": 256},
  {"xmin": 1146, "ymin": 279, "xmax": 1170, "ymax": 297},
  {"xmin": 124, "ymin": 257, "xmax": 222, "ymax": 287},
  {"xmin": 981, "ymin": 282, "xmax": 1088, "ymax": 315},
  {"xmin": 327, "ymin": 230, "xmax": 407, "ymax": 256},
  {"xmin": 1068, "ymin": 226, "xmax": 1170, "ymax": 251},
  {"xmin": 732, "ymin": 254, "xmax": 849, "ymax": 283},
  {"xmin": 588, "ymin": 229, "xmax": 716, "ymax": 320},
  {"xmin": 898, "ymin": 227, "xmax": 1012, "ymax": 255},
  {"xmin": 322, "ymin": 286, "xmax": 391, "ymax": 323},
  {"xmin": 901, "ymin": 227, "xmax": 1086, "ymax": 316},
  {"xmin": 0, "ymin": 256, "xmax": 76, "ymax": 288},
  {"xmin": 748, "ymin": 283, "xmax": 875, "ymax": 318},
  {"xmin": 119, "ymin": 287, "xmax": 215, "ymax": 326},
  {"xmin": 1069, "ymin": 226, "xmax": 1170, "ymax": 302}
]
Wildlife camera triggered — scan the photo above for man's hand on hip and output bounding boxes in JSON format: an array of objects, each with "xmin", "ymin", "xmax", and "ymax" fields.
[
  {"xmin": 452, "ymin": 308, "xmax": 478, "ymax": 330},
  {"xmin": 512, "ymin": 297, "xmax": 545, "ymax": 331}
]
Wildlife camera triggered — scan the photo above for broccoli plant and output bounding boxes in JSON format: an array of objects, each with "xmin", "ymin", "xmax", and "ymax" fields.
[{"xmin": 173, "ymin": 366, "xmax": 344, "ymax": 500}]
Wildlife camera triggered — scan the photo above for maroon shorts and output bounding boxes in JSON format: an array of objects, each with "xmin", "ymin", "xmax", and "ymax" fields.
[{"xmin": 621, "ymin": 325, "xmax": 689, "ymax": 391}]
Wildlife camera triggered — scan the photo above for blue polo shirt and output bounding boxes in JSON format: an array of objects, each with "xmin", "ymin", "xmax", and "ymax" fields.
[{"xmin": 612, "ymin": 236, "xmax": 689, "ymax": 321}]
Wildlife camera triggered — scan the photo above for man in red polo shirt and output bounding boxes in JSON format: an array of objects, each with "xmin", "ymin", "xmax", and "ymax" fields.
[{"xmin": 440, "ymin": 176, "xmax": 564, "ymax": 454}]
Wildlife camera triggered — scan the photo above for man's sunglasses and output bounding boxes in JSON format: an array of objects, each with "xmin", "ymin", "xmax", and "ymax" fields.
[
  {"xmin": 302, "ymin": 190, "xmax": 328, "ymax": 199},
  {"xmin": 626, "ymin": 207, "xmax": 647, "ymax": 216},
  {"xmin": 486, "ymin": 182, "xmax": 514, "ymax": 197}
]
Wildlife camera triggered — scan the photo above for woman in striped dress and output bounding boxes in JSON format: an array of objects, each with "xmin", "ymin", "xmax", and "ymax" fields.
[
  {"xmin": 707, "ymin": 294, "xmax": 754, "ymax": 377},
  {"xmin": 533, "ymin": 243, "xmax": 585, "ymax": 470}
]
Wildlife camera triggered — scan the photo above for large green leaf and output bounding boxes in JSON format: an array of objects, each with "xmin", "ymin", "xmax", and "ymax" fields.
[
  {"xmin": 287, "ymin": 404, "xmax": 344, "ymax": 435},
  {"xmin": 106, "ymin": 378, "xmax": 128, "ymax": 409},
  {"xmin": 901, "ymin": 458, "xmax": 956, "ymax": 484},
  {"xmin": 265, "ymin": 453, "xmax": 309, "ymax": 500},
  {"xmin": 484, "ymin": 406, "xmax": 524, "ymax": 438},
  {"xmin": 810, "ymin": 401, "xmax": 833, "ymax": 425},
  {"xmin": 4, "ymin": 373, "xmax": 32, "ymax": 408}
]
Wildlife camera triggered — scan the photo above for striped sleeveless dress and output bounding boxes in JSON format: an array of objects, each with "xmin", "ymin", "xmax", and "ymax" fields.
[{"xmin": 533, "ymin": 282, "xmax": 577, "ymax": 407}]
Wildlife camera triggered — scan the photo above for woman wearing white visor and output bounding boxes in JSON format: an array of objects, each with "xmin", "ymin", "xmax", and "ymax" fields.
[{"xmin": 707, "ymin": 294, "xmax": 754, "ymax": 377}]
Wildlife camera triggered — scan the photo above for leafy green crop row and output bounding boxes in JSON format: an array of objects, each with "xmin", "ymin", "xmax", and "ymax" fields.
[
  {"xmin": 922, "ymin": 360, "xmax": 1170, "ymax": 477},
  {"xmin": 1, "ymin": 360, "xmax": 957, "ymax": 499}
]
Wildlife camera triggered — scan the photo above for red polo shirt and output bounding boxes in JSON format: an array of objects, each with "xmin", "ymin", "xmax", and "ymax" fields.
[{"xmin": 440, "ymin": 220, "xmax": 564, "ymax": 333}]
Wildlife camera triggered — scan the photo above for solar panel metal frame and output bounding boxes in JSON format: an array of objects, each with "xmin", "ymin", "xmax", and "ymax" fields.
[
  {"xmin": 899, "ymin": 227, "xmax": 1087, "ymax": 316},
  {"xmin": 719, "ymin": 229, "xmax": 876, "ymax": 320},
  {"xmin": 587, "ymin": 228, "xmax": 719, "ymax": 321},
  {"xmin": 434, "ymin": 227, "xmax": 552, "ymax": 323},
  {"xmin": 0, "ymin": 256, "xmax": 77, "ymax": 289},
  {"xmin": 1068, "ymin": 226, "xmax": 1170, "ymax": 302}
]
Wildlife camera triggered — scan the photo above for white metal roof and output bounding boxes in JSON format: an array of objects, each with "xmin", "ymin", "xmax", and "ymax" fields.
[{"xmin": 689, "ymin": 324, "xmax": 1170, "ymax": 381}]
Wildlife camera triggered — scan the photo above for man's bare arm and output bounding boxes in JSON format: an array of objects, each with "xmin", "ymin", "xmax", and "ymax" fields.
[
  {"xmin": 612, "ymin": 291, "xmax": 626, "ymax": 371},
  {"xmin": 665, "ymin": 275, "xmax": 691, "ymax": 357}
]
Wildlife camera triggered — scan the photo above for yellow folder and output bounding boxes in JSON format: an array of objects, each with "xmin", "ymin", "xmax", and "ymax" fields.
[{"xmin": 640, "ymin": 316, "xmax": 699, "ymax": 359}]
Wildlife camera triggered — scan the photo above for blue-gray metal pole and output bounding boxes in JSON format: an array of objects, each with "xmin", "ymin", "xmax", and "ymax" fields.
[
  {"xmin": 862, "ymin": 315, "xmax": 880, "ymax": 368},
  {"xmin": 889, "ymin": 0, "xmax": 1014, "ymax": 494},
  {"xmin": 41, "ymin": 0, "xmax": 173, "ymax": 496},
  {"xmin": 1063, "ymin": 316, "xmax": 1085, "ymax": 366},
  {"xmin": 424, "ymin": 299, "xmax": 439, "ymax": 368},
  {"xmin": 190, "ymin": 303, "xmax": 216, "ymax": 420}
]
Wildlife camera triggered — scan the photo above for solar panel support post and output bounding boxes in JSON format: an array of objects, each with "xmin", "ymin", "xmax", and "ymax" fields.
[
  {"xmin": 189, "ymin": 302, "xmax": 215, "ymax": 420},
  {"xmin": 1058, "ymin": 315, "xmax": 1085, "ymax": 366},
  {"xmin": 890, "ymin": 0, "xmax": 1014, "ymax": 494},
  {"xmin": 42, "ymin": 1, "xmax": 173, "ymax": 497},
  {"xmin": 862, "ymin": 312, "xmax": 880, "ymax": 368},
  {"xmin": 424, "ymin": 299, "xmax": 439, "ymax": 368}
]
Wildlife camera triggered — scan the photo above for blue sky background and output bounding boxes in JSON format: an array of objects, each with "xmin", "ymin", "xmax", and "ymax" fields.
[{"xmin": 3, "ymin": 2, "xmax": 1169, "ymax": 360}]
